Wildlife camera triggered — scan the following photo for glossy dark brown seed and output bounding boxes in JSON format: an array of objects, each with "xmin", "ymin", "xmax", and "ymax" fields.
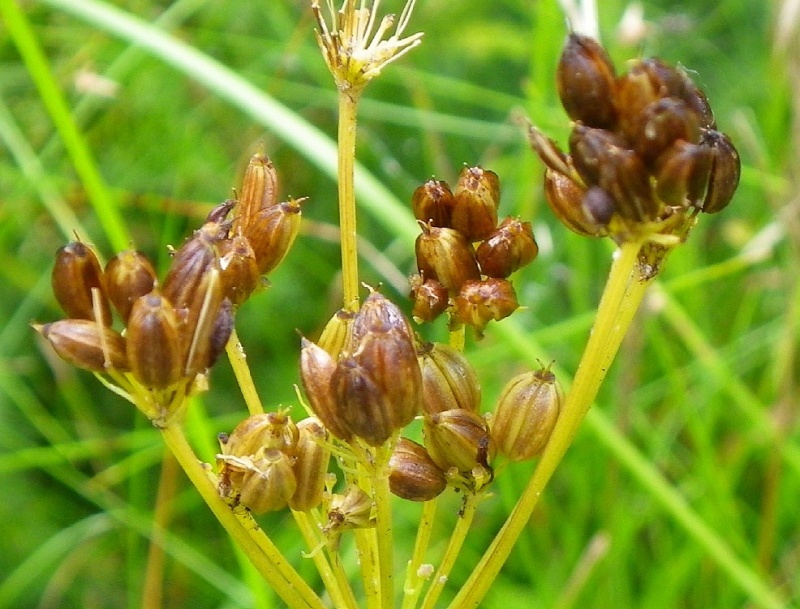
[
  {"xmin": 556, "ymin": 33, "xmax": 618, "ymax": 128},
  {"xmin": 52, "ymin": 241, "xmax": 112, "ymax": 325}
]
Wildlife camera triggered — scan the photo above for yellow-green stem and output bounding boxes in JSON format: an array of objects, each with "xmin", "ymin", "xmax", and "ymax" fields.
[
  {"xmin": 159, "ymin": 424, "xmax": 326, "ymax": 609},
  {"xmin": 292, "ymin": 509, "xmax": 357, "ymax": 609},
  {"xmin": 401, "ymin": 499, "xmax": 437, "ymax": 609},
  {"xmin": 420, "ymin": 493, "xmax": 479, "ymax": 609},
  {"xmin": 373, "ymin": 445, "xmax": 395, "ymax": 609},
  {"xmin": 450, "ymin": 239, "xmax": 649, "ymax": 609},
  {"xmin": 225, "ymin": 328, "xmax": 264, "ymax": 415},
  {"xmin": 337, "ymin": 90, "xmax": 362, "ymax": 311},
  {"xmin": 354, "ymin": 527, "xmax": 382, "ymax": 609}
]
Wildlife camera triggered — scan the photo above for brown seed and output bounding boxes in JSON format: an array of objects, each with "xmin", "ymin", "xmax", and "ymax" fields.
[
  {"xmin": 218, "ymin": 234, "xmax": 260, "ymax": 306},
  {"xmin": 654, "ymin": 140, "xmax": 713, "ymax": 208},
  {"xmin": 543, "ymin": 169, "xmax": 607, "ymax": 237},
  {"xmin": 415, "ymin": 223, "xmax": 481, "ymax": 293},
  {"xmin": 235, "ymin": 152, "xmax": 279, "ymax": 233},
  {"xmin": 289, "ymin": 417, "xmax": 331, "ymax": 511},
  {"xmin": 476, "ymin": 217, "xmax": 538, "ymax": 278},
  {"xmin": 453, "ymin": 278, "xmax": 519, "ymax": 336},
  {"xmin": 51, "ymin": 241, "xmax": 112, "ymax": 325},
  {"xmin": 409, "ymin": 273, "xmax": 449, "ymax": 323},
  {"xmin": 207, "ymin": 298, "xmax": 235, "ymax": 370},
  {"xmin": 568, "ymin": 125, "xmax": 628, "ymax": 188},
  {"xmin": 104, "ymin": 250, "xmax": 158, "ymax": 324},
  {"xmin": 388, "ymin": 437, "xmax": 447, "ymax": 502},
  {"xmin": 299, "ymin": 338, "xmax": 352, "ymax": 442},
  {"xmin": 423, "ymin": 408, "xmax": 495, "ymax": 473},
  {"xmin": 331, "ymin": 355, "xmax": 396, "ymax": 447},
  {"xmin": 35, "ymin": 319, "xmax": 128, "ymax": 372},
  {"xmin": 451, "ymin": 166, "xmax": 500, "ymax": 241},
  {"xmin": 351, "ymin": 290, "xmax": 416, "ymax": 347},
  {"xmin": 556, "ymin": 33, "xmax": 618, "ymax": 129},
  {"xmin": 582, "ymin": 186, "xmax": 617, "ymax": 229},
  {"xmin": 417, "ymin": 341, "xmax": 481, "ymax": 415},
  {"xmin": 126, "ymin": 290, "xmax": 183, "ymax": 389},
  {"xmin": 244, "ymin": 198, "xmax": 302, "ymax": 275},
  {"xmin": 491, "ymin": 367, "xmax": 562, "ymax": 461},
  {"xmin": 699, "ymin": 129, "xmax": 740, "ymax": 214},
  {"xmin": 412, "ymin": 179, "xmax": 455, "ymax": 227},
  {"xmin": 627, "ymin": 97, "xmax": 701, "ymax": 166},
  {"xmin": 162, "ymin": 221, "xmax": 225, "ymax": 311},
  {"xmin": 352, "ymin": 326, "xmax": 422, "ymax": 435}
]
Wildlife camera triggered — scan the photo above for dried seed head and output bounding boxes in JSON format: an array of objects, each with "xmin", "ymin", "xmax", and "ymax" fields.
[
  {"xmin": 453, "ymin": 278, "xmax": 519, "ymax": 337},
  {"xmin": 244, "ymin": 198, "xmax": 302, "ymax": 275},
  {"xmin": 51, "ymin": 241, "xmax": 112, "ymax": 325},
  {"xmin": 556, "ymin": 33, "xmax": 618, "ymax": 128},
  {"xmin": 325, "ymin": 485, "xmax": 374, "ymax": 533},
  {"xmin": 218, "ymin": 234, "xmax": 260, "ymax": 306},
  {"xmin": 299, "ymin": 338, "xmax": 352, "ymax": 442},
  {"xmin": 417, "ymin": 341, "xmax": 481, "ymax": 415},
  {"xmin": 475, "ymin": 217, "xmax": 538, "ymax": 278},
  {"xmin": 125, "ymin": 290, "xmax": 183, "ymax": 389},
  {"xmin": 35, "ymin": 319, "xmax": 128, "ymax": 373},
  {"xmin": 699, "ymin": 129, "xmax": 740, "ymax": 214},
  {"xmin": 654, "ymin": 140, "xmax": 713, "ymax": 207},
  {"xmin": 221, "ymin": 411, "xmax": 299, "ymax": 458},
  {"xmin": 412, "ymin": 179, "xmax": 455, "ymax": 227},
  {"xmin": 451, "ymin": 166, "xmax": 500, "ymax": 241},
  {"xmin": 409, "ymin": 273, "xmax": 449, "ymax": 324},
  {"xmin": 388, "ymin": 437, "xmax": 447, "ymax": 502},
  {"xmin": 289, "ymin": 417, "xmax": 331, "ymax": 511},
  {"xmin": 491, "ymin": 367, "xmax": 562, "ymax": 461},
  {"xmin": 415, "ymin": 223, "xmax": 480, "ymax": 293},
  {"xmin": 423, "ymin": 408, "xmax": 495, "ymax": 473},
  {"xmin": 104, "ymin": 250, "xmax": 158, "ymax": 324},
  {"xmin": 235, "ymin": 152, "xmax": 278, "ymax": 233}
]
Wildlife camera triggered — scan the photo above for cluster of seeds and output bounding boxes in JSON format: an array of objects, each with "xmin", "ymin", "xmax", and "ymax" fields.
[
  {"xmin": 530, "ymin": 33, "xmax": 740, "ymax": 242},
  {"xmin": 35, "ymin": 152, "xmax": 301, "ymax": 423},
  {"xmin": 410, "ymin": 166, "xmax": 539, "ymax": 336}
]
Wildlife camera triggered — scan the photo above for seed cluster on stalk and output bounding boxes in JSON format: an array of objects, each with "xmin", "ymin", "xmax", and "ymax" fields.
[
  {"xmin": 35, "ymin": 150, "xmax": 302, "ymax": 424},
  {"xmin": 529, "ymin": 33, "xmax": 740, "ymax": 244},
  {"xmin": 410, "ymin": 165, "xmax": 539, "ymax": 336}
]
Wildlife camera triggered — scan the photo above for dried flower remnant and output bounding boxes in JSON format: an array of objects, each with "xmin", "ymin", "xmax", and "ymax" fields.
[
  {"xmin": 312, "ymin": 0, "xmax": 423, "ymax": 95},
  {"xmin": 529, "ymin": 33, "xmax": 741, "ymax": 244}
]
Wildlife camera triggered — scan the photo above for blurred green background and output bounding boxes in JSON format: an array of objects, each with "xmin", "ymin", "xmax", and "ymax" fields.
[{"xmin": 0, "ymin": 0, "xmax": 797, "ymax": 607}]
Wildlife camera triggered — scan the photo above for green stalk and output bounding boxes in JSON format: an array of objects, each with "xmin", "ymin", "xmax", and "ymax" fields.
[
  {"xmin": 292, "ymin": 510, "xmax": 358, "ymax": 609},
  {"xmin": 337, "ymin": 90, "xmax": 363, "ymax": 311},
  {"xmin": 225, "ymin": 329, "xmax": 264, "ymax": 416},
  {"xmin": 373, "ymin": 444, "xmax": 396, "ymax": 609},
  {"xmin": 0, "ymin": 0, "xmax": 130, "ymax": 252},
  {"xmin": 401, "ymin": 499, "xmax": 437, "ymax": 609},
  {"xmin": 159, "ymin": 424, "xmax": 326, "ymax": 609},
  {"xmin": 450, "ymin": 239, "xmax": 649, "ymax": 608},
  {"xmin": 419, "ymin": 493, "xmax": 479, "ymax": 609}
]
